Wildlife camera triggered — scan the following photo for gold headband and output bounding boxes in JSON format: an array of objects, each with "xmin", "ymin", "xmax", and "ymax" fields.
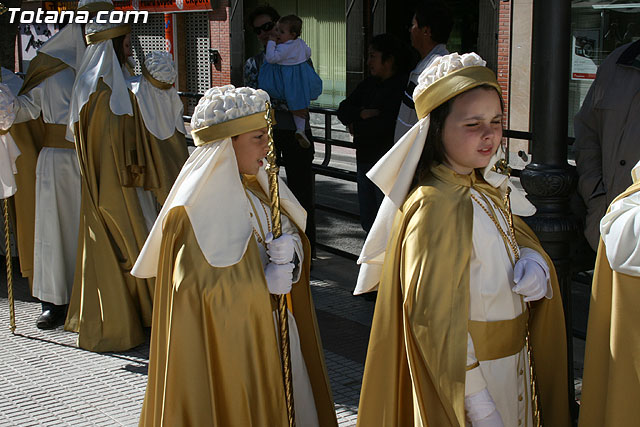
[
  {"xmin": 414, "ymin": 66, "xmax": 501, "ymax": 120},
  {"xmin": 142, "ymin": 64, "xmax": 173, "ymax": 90},
  {"xmin": 77, "ymin": 1, "xmax": 114, "ymax": 12},
  {"xmin": 85, "ymin": 24, "xmax": 130, "ymax": 45},
  {"xmin": 192, "ymin": 110, "xmax": 274, "ymax": 147}
]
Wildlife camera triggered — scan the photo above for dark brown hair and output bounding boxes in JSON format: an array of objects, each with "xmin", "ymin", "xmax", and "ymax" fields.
[
  {"xmin": 279, "ymin": 15, "xmax": 303, "ymax": 38},
  {"xmin": 247, "ymin": 4, "xmax": 280, "ymax": 28},
  {"xmin": 112, "ymin": 34, "xmax": 127, "ymax": 66}
]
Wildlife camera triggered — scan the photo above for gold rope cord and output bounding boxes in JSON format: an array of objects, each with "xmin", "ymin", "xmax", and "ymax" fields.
[
  {"xmin": 3, "ymin": 199, "xmax": 15, "ymax": 333},
  {"xmin": 501, "ymin": 174, "xmax": 542, "ymax": 427},
  {"xmin": 265, "ymin": 101, "xmax": 295, "ymax": 427}
]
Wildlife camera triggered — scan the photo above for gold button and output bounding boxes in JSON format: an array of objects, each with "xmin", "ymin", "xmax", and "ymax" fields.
[
  {"xmin": 518, "ymin": 394, "xmax": 523, "ymax": 401},
  {"xmin": 519, "ymin": 369, "xmax": 524, "ymax": 375},
  {"xmin": 518, "ymin": 420, "xmax": 522, "ymax": 426}
]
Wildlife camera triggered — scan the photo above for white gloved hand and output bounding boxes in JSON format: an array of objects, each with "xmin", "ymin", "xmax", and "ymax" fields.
[
  {"xmin": 465, "ymin": 388, "xmax": 504, "ymax": 427},
  {"xmin": 264, "ymin": 262, "xmax": 294, "ymax": 295},
  {"xmin": 512, "ymin": 255, "xmax": 548, "ymax": 302},
  {"xmin": 0, "ymin": 83, "xmax": 17, "ymax": 131},
  {"xmin": 265, "ymin": 232, "xmax": 296, "ymax": 265}
]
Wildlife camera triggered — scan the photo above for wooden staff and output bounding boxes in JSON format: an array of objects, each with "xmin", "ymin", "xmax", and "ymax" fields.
[
  {"xmin": 496, "ymin": 158, "xmax": 542, "ymax": 426},
  {"xmin": 0, "ymin": 56, "xmax": 16, "ymax": 333},
  {"xmin": 264, "ymin": 101, "xmax": 295, "ymax": 427}
]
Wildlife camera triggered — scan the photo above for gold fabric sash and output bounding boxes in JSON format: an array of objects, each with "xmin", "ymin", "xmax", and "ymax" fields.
[
  {"xmin": 19, "ymin": 53, "xmax": 69, "ymax": 96},
  {"xmin": 42, "ymin": 124, "xmax": 75, "ymax": 149},
  {"xmin": 468, "ymin": 309, "xmax": 528, "ymax": 361},
  {"xmin": 77, "ymin": 1, "xmax": 114, "ymax": 12},
  {"xmin": 141, "ymin": 65, "xmax": 173, "ymax": 90},
  {"xmin": 85, "ymin": 25, "xmax": 130, "ymax": 45},
  {"xmin": 414, "ymin": 66, "xmax": 501, "ymax": 120},
  {"xmin": 191, "ymin": 111, "xmax": 273, "ymax": 147}
]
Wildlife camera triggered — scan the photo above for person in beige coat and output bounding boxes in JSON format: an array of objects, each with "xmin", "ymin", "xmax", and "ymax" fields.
[{"xmin": 574, "ymin": 39, "xmax": 640, "ymax": 250}]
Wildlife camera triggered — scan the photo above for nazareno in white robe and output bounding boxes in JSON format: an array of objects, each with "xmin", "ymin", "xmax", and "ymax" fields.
[
  {"xmin": 465, "ymin": 188, "xmax": 551, "ymax": 427},
  {"xmin": 15, "ymin": 67, "xmax": 81, "ymax": 305}
]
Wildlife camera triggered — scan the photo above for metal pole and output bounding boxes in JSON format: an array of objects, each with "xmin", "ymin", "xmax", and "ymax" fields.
[
  {"xmin": 265, "ymin": 102, "xmax": 295, "ymax": 427},
  {"xmin": 520, "ymin": 0, "xmax": 579, "ymax": 424}
]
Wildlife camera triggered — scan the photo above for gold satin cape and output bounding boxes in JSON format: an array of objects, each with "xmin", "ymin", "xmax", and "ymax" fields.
[
  {"xmin": 8, "ymin": 52, "xmax": 69, "ymax": 284},
  {"xmin": 139, "ymin": 179, "xmax": 337, "ymax": 427},
  {"xmin": 578, "ymin": 181, "xmax": 640, "ymax": 427},
  {"xmin": 66, "ymin": 79, "xmax": 182, "ymax": 352},
  {"xmin": 356, "ymin": 164, "xmax": 571, "ymax": 427}
]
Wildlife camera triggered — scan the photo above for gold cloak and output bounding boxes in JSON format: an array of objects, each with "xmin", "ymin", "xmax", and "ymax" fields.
[
  {"xmin": 578, "ymin": 181, "xmax": 640, "ymax": 427},
  {"xmin": 139, "ymin": 182, "xmax": 337, "ymax": 426},
  {"xmin": 356, "ymin": 164, "xmax": 571, "ymax": 426},
  {"xmin": 8, "ymin": 52, "xmax": 68, "ymax": 284},
  {"xmin": 65, "ymin": 79, "xmax": 164, "ymax": 352}
]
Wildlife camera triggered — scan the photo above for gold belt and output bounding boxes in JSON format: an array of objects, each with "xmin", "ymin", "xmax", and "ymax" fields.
[
  {"xmin": 468, "ymin": 309, "xmax": 528, "ymax": 361},
  {"xmin": 42, "ymin": 124, "xmax": 75, "ymax": 149}
]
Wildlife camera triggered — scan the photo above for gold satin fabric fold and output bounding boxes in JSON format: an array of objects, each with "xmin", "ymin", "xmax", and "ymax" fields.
[
  {"xmin": 42, "ymin": 124, "xmax": 75, "ymax": 149},
  {"xmin": 19, "ymin": 53, "xmax": 69, "ymax": 96},
  {"xmin": 356, "ymin": 164, "xmax": 571, "ymax": 427},
  {"xmin": 76, "ymin": 1, "xmax": 113, "ymax": 12},
  {"xmin": 85, "ymin": 25, "xmax": 131, "ymax": 45},
  {"xmin": 579, "ymin": 181, "xmax": 640, "ymax": 427},
  {"xmin": 139, "ymin": 199, "xmax": 337, "ymax": 426},
  {"xmin": 414, "ymin": 66, "xmax": 501, "ymax": 120},
  {"xmin": 468, "ymin": 309, "xmax": 528, "ymax": 361},
  {"xmin": 65, "ymin": 80, "xmax": 155, "ymax": 352},
  {"xmin": 141, "ymin": 65, "xmax": 173, "ymax": 90},
  {"xmin": 192, "ymin": 111, "xmax": 272, "ymax": 146}
]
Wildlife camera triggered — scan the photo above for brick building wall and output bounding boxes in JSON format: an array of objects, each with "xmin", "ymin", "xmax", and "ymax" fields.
[
  {"xmin": 497, "ymin": 1, "xmax": 511, "ymax": 118},
  {"xmin": 209, "ymin": 1, "xmax": 232, "ymax": 86}
]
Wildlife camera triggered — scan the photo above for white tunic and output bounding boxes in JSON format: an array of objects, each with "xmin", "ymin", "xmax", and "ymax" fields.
[
  {"xmin": 465, "ymin": 189, "xmax": 542, "ymax": 427},
  {"xmin": 245, "ymin": 187, "xmax": 319, "ymax": 427},
  {"xmin": 15, "ymin": 67, "xmax": 81, "ymax": 305}
]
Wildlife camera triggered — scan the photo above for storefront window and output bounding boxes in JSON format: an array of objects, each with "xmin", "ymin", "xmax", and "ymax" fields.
[{"xmin": 569, "ymin": 1, "xmax": 640, "ymax": 138}]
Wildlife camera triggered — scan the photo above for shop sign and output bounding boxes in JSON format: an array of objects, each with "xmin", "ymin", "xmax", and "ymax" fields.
[
  {"xmin": 114, "ymin": 0, "xmax": 212, "ymax": 13},
  {"xmin": 571, "ymin": 29, "xmax": 599, "ymax": 80}
]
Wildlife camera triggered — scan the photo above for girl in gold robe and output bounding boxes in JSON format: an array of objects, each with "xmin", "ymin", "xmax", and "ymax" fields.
[
  {"xmin": 132, "ymin": 85, "xmax": 337, "ymax": 426},
  {"xmin": 355, "ymin": 53, "xmax": 571, "ymax": 426}
]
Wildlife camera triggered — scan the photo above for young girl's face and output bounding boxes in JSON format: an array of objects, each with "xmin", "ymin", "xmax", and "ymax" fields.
[
  {"xmin": 276, "ymin": 22, "xmax": 296, "ymax": 44},
  {"xmin": 232, "ymin": 128, "xmax": 269, "ymax": 175},
  {"xmin": 441, "ymin": 87, "xmax": 503, "ymax": 175}
]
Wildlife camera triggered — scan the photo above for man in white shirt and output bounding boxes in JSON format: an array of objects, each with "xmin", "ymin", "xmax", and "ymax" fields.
[{"xmin": 394, "ymin": 1, "xmax": 453, "ymax": 142}]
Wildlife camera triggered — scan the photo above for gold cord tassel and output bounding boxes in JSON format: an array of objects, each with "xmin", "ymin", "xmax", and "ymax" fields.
[
  {"xmin": 500, "ymin": 164, "xmax": 542, "ymax": 427},
  {"xmin": 3, "ymin": 199, "xmax": 16, "ymax": 333},
  {"xmin": 265, "ymin": 101, "xmax": 295, "ymax": 427}
]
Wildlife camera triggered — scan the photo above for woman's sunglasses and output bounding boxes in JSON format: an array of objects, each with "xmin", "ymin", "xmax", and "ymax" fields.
[{"xmin": 253, "ymin": 21, "xmax": 275, "ymax": 35}]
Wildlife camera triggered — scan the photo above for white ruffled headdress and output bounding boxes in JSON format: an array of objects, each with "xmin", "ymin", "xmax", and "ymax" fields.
[
  {"xmin": 132, "ymin": 85, "xmax": 306, "ymax": 278},
  {"xmin": 354, "ymin": 52, "xmax": 536, "ymax": 295},
  {"xmin": 129, "ymin": 51, "xmax": 186, "ymax": 140},
  {"xmin": 66, "ymin": 18, "xmax": 132, "ymax": 141}
]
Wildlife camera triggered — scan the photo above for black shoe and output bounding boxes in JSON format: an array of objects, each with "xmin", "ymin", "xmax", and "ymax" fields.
[{"xmin": 36, "ymin": 309, "xmax": 65, "ymax": 330}]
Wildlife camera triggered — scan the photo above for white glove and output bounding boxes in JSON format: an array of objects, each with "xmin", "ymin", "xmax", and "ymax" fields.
[
  {"xmin": 512, "ymin": 254, "xmax": 548, "ymax": 302},
  {"xmin": 265, "ymin": 262, "xmax": 294, "ymax": 295},
  {"xmin": 0, "ymin": 83, "xmax": 17, "ymax": 131},
  {"xmin": 265, "ymin": 232, "xmax": 296, "ymax": 265},
  {"xmin": 465, "ymin": 388, "xmax": 504, "ymax": 427}
]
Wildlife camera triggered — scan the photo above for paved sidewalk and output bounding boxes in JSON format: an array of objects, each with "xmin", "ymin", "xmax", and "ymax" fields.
[{"xmin": 0, "ymin": 251, "xmax": 374, "ymax": 426}]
